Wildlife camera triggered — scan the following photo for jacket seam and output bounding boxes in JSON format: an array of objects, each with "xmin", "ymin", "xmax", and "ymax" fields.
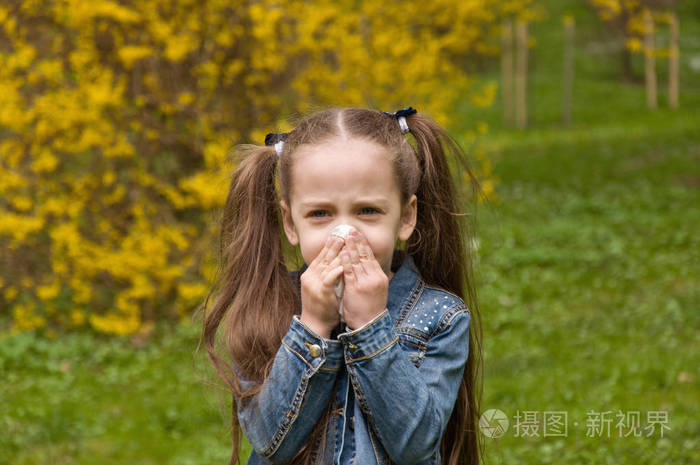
[
  {"xmin": 281, "ymin": 340, "xmax": 315, "ymax": 370},
  {"xmin": 429, "ymin": 304, "xmax": 468, "ymax": 339},
  {"xmin": 396, "ymin": 337, "xmax": 427, "ymax": 350},
  {"xmin": 368, "ymin": 426, "xmax": 385, "ymax": 465},
  {"xmin": 345, "ymin": 336, "xmax": 398, "ymax": 363},
  {"xmin": 421, "ymin": 284, "xmax": 463, "ymax": 301},
  {"xmin": 346, "ymin": 365, "xmax": 385, "ymax": 464},
  {"xmin": 397, "ymin": 326, "xmax": 431, "ymax": 341},
  {"xmin": 330, "ymin": 409, "xmax": 338, "ymax": 465},
  {"xmin": 260, "ymin": 369, "xmax": 312, "ymax": 458},
  {"xmin": 395, "ymin": 278, "xmax": 423, "ymax": 327},
  {"xmin": 447, "ymin": 305, "xmax": 469, "ymax": 325},
  {"xmin": 318, "ymin": 365, "xmax": 340, "ymax": 372}
]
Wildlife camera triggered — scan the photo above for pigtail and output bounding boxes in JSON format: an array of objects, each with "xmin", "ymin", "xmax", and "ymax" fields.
[
  {"xmin": 199, "ymin": 144, "xmax": 300, "ymax": 465},
  {"xmin": 406, "ymin": 115, "xmax": 485, "ymax": 465}
]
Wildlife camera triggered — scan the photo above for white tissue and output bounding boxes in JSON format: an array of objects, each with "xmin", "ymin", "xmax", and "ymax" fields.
[
  {"xmin": 330, "ymin": 224, "xmax": 356, "ymax": 323},
  {"xmin": 331, "ymin": 224, "xmax": 355, "ymax": 240}
]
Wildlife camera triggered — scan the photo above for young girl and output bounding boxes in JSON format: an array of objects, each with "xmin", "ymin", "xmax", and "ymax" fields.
[{"xmin": 201, "ymin": 107, "xmax": 484, "ymax": 465}]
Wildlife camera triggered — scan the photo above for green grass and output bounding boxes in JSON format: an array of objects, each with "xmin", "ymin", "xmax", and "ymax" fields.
[
  {"xmin": 473, "ymin": 109, "xmax": 699, "ymax": 464},
  {"xmin": 2, "ymin": 1, "xmax": 699, "ymax": 463},
  {"xmin": 461, "ymin": 1, "xmax": 700, "ymax": 462},
  {"xmin": 0, "ymin": 323, "xmax": 245, "ymax": 464}
]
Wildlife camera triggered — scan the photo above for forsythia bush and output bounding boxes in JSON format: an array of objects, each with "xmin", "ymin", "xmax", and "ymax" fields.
[{"xmin": 0, "ymin": 0, "xmax": 536, "ymax": 336}]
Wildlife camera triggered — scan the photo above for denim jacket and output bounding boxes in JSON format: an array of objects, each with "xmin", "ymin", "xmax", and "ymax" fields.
[{"xmin": 236, "ymin": 250, "xmax": 471, "ymax": 465}]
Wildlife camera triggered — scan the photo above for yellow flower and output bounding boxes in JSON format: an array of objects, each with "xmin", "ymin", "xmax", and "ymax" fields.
[
  {"xmin": 118, "ymin": 45, "xmax": 153, "ymax": 68},
  {"xmin": 31, "ymin": 148, "xmax": 59, "ymax": 173},
  {"xmin": 70, "ymin": 308, "xmax": 87, "ymax": 326},
  {"xmin": 177, "ymin": 92, "xmax": 195, "ymax": 106},
  {"xmin": 4, "ymin": 286, "xmax": 18, "ymax": 301},
  {"xmin": 12, "ymin": 302, "xmax": 46, "ymax": 331},
  {"xmin": 626, "ymin": 38, "xmax": 642, "ymax": 53},
  {"xmin": 37, "ymin": 281, "xmax": 61, "ymax": 300},
  {"xmin": 10, "ymin": 196, "xmax": 33, "ymax": 212},
  {"xmin": 178, "ymin": 282, "xmax": 207, "ymax": 302}
]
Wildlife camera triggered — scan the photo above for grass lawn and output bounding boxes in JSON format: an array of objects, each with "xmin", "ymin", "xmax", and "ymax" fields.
[
  {"xmin": 471, "ymin": 104, "xmax": 698, "ymax": 464},
  {"xmin": 2, "ymin": 1, "xmax": 698, "ymax": 463},
  {"xmin": 462, "ymin": 1, "xmax": 699, "ymax": 462}
]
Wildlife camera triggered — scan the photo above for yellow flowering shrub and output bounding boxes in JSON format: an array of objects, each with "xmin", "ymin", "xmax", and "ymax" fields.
[
  {"xmin": 589, "ymin": 0, "xmax": 673, "ymax": 56},
  {"xmin": 0, "ymin": 0, "xmax": 536, "ymax": 336}
]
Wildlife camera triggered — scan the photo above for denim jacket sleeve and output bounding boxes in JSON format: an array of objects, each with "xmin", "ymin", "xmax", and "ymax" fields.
[
  {"xmin": 235, "ymin": 315, "xmax": 344, "ymax": 464},
  {"xmin": 337, "ymin": 305, "xmax": 471, "ymax": 464}
]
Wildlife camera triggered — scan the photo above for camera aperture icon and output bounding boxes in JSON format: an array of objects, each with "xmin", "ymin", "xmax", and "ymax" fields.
[{"xmin": 479, "ymin": 409, "xmax": 509, "ymax": 438}]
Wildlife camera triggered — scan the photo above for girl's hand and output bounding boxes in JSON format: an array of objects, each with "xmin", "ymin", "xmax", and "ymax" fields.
[
  {"xmin": 299, "ymin": 235, "xmax": 345, "ymax": 338},
  {"xmin": 339, "ymin": 230, "xmax": 389, "ymax": 330}
]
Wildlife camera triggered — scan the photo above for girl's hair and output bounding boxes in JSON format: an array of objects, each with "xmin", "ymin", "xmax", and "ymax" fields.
[{"xmin": 197, "ymin": 107, "xmax": 484, "ymax": 465}]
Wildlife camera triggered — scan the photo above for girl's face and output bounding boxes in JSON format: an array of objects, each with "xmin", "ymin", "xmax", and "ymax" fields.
[{"xmin": 280, "ymin": 136, "xmax": 417, "ymax": 280}]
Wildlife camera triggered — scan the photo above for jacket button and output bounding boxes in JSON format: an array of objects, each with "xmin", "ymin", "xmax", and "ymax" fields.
[
  {"xmin": 308, "ymin": 344, "xmax": 322, "ymax": 357},
  {"xmin": 349, "ymin": 416, "xmax": 354, "ymax": 430}
]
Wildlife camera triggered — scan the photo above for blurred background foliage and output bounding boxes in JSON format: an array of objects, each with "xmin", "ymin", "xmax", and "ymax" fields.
[
  {"xmin": 588, "ymin": 0, "xmax": 681, "ymax": 81},
  {"xmin": 0, "ymin": 0, "xmax": 538, "ymax": 336}
]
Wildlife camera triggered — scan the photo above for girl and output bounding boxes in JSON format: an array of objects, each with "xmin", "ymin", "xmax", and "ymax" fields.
[{"xmin": 200, "ymin": 107, "xmax": 484, "ymax": 465}]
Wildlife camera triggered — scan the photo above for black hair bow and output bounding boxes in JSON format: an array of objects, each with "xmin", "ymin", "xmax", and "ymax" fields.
[
  {"xmin": 380, "ymin": 107, "xmax": 417, "ymax": 118},
  {"xmin": 264, "ymin": 132, "xmax": 288, "ymax": 146}
]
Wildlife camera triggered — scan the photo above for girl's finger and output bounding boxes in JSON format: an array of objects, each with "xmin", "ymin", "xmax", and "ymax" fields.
[
  {"xmin": 355, "ymin": 235, "xmax": 375, "ymax": 261},
  {"xmin": 322, "ymin": 262, "xmax": 345, "ymax": 287},
  {"xmin": 323, "ymin": 255, "xmax": 342, "ymax": 275},
  {"xmin": 314, "ymin": 236, "xmax": 334, "ymax": 266},
  {"xmin": 350, "ymin": 230, "xmax": 371, "ymax": 257},
  {"xmin": 346, "ymin": 234, "xmax": 367, "ymax": 275},
  {"xmin": 340, "ymin": 249, "xmax": 356, "ymax": 281},
  {"xmin": 368, "ymin": 257, "xmax": 385, "ymax": 275},
  {"xmin": 320, "ymin": 236, "xmax": 344, "ymax": 266}
]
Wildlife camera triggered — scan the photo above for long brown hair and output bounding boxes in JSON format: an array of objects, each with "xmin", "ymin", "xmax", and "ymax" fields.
[{"xmin": 196, "ymin": 107, "xmax": 484, "ymax": 465}]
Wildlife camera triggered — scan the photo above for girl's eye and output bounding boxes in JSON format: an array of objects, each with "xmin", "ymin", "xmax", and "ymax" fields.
[{"xmin": 308, "ymin": 208, "xmax": 378, "ymax": 218}]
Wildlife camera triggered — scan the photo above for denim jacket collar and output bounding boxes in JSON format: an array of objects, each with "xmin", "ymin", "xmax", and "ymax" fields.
[{"xmin": 386, "ymin": 249, "xmax": 421, "ymax": 319}]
